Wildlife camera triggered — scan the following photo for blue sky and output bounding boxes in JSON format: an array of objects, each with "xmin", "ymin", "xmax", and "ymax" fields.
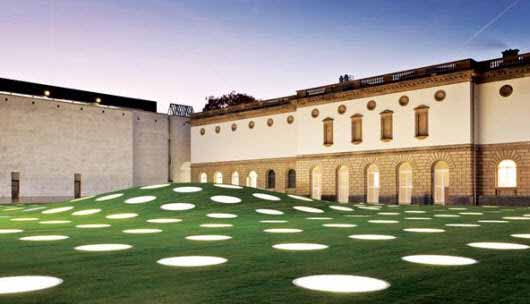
[{"xmin": 1, "ymin": 0, "xmax": 528, "ymax": 112}]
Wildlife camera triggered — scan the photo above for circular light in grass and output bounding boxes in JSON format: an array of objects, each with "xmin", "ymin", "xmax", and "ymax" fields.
[
  {"xmin": 76, "ymin": 224, "xmax": 111, "ymax": 229},
  {"xmin": 402, "ymin": 255, "xmax": 477, "ymax": 266},
  {"xmin": 185, "ymin": 235, "xmax": 231, "ymax": 241},
  {"xmin": 72, "ymin": 209, "xmax": 101, "ymax": 216},
  {"xmin": 0, "ymin": 276, "xmax": 63, "ymax": 294},
  {"xmin": 259, "ymin": 220, "xmax": 288, "ymax": 223},
  {"xmin": 105, "ymin": 213, "xmax": 138, "ymax": 219},
  {"xmin": 40, "ymin": 220, "xmax": 71, "ymax": 225},
  {"xmin": 140, "ymin": 184, "xmax": 170, "ymax": 190},
  {"xmin": 467, "ymin": 242, "xmax": 529, "ymax": 250},
  {"xmin": 147, "ymin": 218, "xmax": 182, "ymax": 224},
  {"xmin": 345, "ymin": 215, "xmax": 371, "ymax": 218},
  {"xmin": 264, "ymin": 228, "xmax": 303, "ymax": 234},
  {"xmin": 0, "ymin": 229, "xmax": 23, "ymax": 234},
  {"xmin": 252, "ymin": 193, "xmax": 281, "ymax": 201},
  {"xmin": 42, "ymin": 206, "xmax": 74, "ymax": 214},
  {"xmin": 173, "ymin": 186, "xmax": 202, "ymax": 193},
  {"xmin": 323, "ymin": 223, "xmax": 356, "ymax": 228},
  {"xmin": 157, "ymin": 256, "xmax": 227, "ymax": 267},
  {"xmin": 288, "ymin": 194, "xmax": 313, "ymax": 201},
  {"xmin": 405, "ymin": 217, "xmax": 432, "ymax": 220},
  {"xmin": 358, "ymin": 206, "xmax": 381, "ymax": 211},
  {"xmin": 405, "ymin": 210, "xmax": 426, "ymax": 214},
  {"xmin": 123, "ymin": 229, "xmax": 162, "ymax": 234},
  {"xmin": 306, "ymin": 217, "xmax": 333, "ymax": 220},
  {"xmin": 200, "ymin": 223, "xmax": 233, "ymax": 228},
  {"xmin": 161, "ymin": 203, "xmax": 195, "ymax": 211},
  {"xmin": 95, "ymin": 193, "xmax": 123, "ymax": 201},
  {"xmin": 404, "ymin": 228, "xmax": 445, "ymax": 233},
  {"xmin": 292, "ymin": 275, "xmax": 390, "ymax": 293},
  {"xmin": 503, "ymin": 217, "xmax": 530, "ymax": 221},
  {"xmin": 20, "ymin": 235, "xmax": 69, "ymax": 241},
  {"xmin": 459, "ymin": 212, "xmax": 483, "ymax": 216},
  {"xmin": 75, "ymin": 244, "xmax": 132, "ymax": 252},
  {"xmin": 294, "ymin": 206, "xmax": 324, "ymax": 213},
  {"xmin": 214, "ymin": 184, "xmax": 243, "ymax": 189},
  {"xmin": 511, "ymin": 234, "xmax": 530, "ymax": 239},
  {"xmin": 256, "ymin": 209, "xmax": 284, "ymax": 215},
  {"xmin": 449, "ymin": 207, "xmax": 467, "ymax": 211},
  {"xmin": 434, "ymin": 214, "xmax": 460, "ymax": 218},
  {"xmin": 349, "ymin": 234, "xmax": 396, "ymax": 240},
  {"xmin": 210, "ymin": 195, "xmax": 242, "ymax": 204},
  {"xmin": 23, "ymin": 207, "xmax": 46, "ymax": 212},
  {"xmin": 478, "ymin": 220, "xmax": 508, "ymax": 223},
  {"xmin": 124, "ymin": 196, "xmax": 156, "ymax": 204},
  {"xmin": 329, "ymin": 205, "xmax": 353, "ymax": 212},
  {"xmin": 207, "ymin": 213, "xmax": 237, "ymax": 219},
  {"xmin": 273, "ymin": 243, "xmax": 328, "ymax": 251},
  {"xmin": 378, "ymin": 212, "xmax": 399, "ymax": 216},
  {"xmin": 368, "ymin": 220, "xmax": 399, "ymax": 224},
  {"xmin": 446, "ymin": 223, "xmax": 480, "ymax": 227},
  {"xmin": 10, "ymin": 217, "xmax": 38, "ymax": 222}
]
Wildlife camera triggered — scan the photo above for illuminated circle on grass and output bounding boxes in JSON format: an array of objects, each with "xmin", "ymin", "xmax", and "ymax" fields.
[
  {"xmin": 20, "ymin": 235, "xmax": 69, "ymax": 241},
  {"xmin": 207, "ymin": 213, "xmax": 237, "ymax": 219},
  {"xmin": 105, "ymin": 213, "xmax": 138, "ymax": 219},
  {"xmin": 434, "ymin": 214, "xmax": 460, "ymax": 218},
  {"xmin": 478, "ymin": 220, "xmax": 508, "ymax": 223},
  {"xmin": 292, "ymin": 275, "xmax": 390, "ymax": 293},
  {"xmin": 252, "ymin": 193, "xmax": 281, "ymax": 201},
  {"xmin": 0, "ymin": 276, "xmax": 63, "ymax": 295},
  {"xmin": 405, "ymin": 217, "xmax": 432, "ymax": 220},
  {"xmin": 378, "ymin": 212, "xmax": 399, "ymax": 216},
  {"xmin": 173, "ymin": 186, "xmax": 202, "ymax": 193},
  {"xmin": 369, "ymin": 220, "xmax": 399, "ymax": 224},
  {"xmin": 161, "ymin": 203, "xmax": 195, "ymax": 211},
  {"xmin": 345, "ymin": 215, "xmax": 371, "ymax": 218},
  {"xmin": 264, "ymin": 228, "xmax": 303, "ymax": 234},
  {"xmin": 459, "ymin": 212, "xmax": 483, "ymax": 216},
  {"xmin": 95, "ymin": 193, "xmax": 124, "ymax": 202},
  {"xmin": 124, "ymin": 196, "xmax": 156, "ymax": 204},
  {"xmin": 306, "ymin": 217, "xmax": 333, "ymax": 220},
  {"xmin": 288, "ymin": 195, "xmax": 313, "ymax": 201},
  {"xmin": 358, "ymin": 206, "xmax": 381, "ymax": 211},
  {"xmin": 40, "ymin": 220, "xmax": 71, "ymax": 225},
  {"xmin": 210, "ymin": 195, "xmax": 242, "ymax": 204},
  {"xmin": 511, "ymin": 234, "xmax": 530, "ymax": 239},
  {"xmin": 294, "ymin": 206, "xmax": 324, "ymax": 213},
  {"xmin": 467, "ymin": 242, "xmax": 529, "ymax": 250},
  {"xmin": 503, "ymin": 216, "xmax": 530, "ymax": 221},
  {"xmin": 157, "ymin": 256, "xmax": 227, "ymax": 267},
  {"xmin": 76, "ymin": 224, "xmax": 111, "ymax": 229},
  {"xmin": 445, "ymin": 223, "xmax": 480, "ymax": 227},
  {"xmin": 0, "ymin": 229, "xmax": 23, "ymax": 234},
  {"xmin": 75, "ymin": 244, "xmax": 132, "ymax": 252},
  {"xmin": 214, "ymin": 184, "xmax": 243, "ymax": 189},
  {"xmin": 449, "ymin": 207, "xmax": 467, "ymax": 211},
  {"xmin": 405, "ymin": 210, "xmax": 426, "ymax": 214},
  {"xmin": 330, "ymin": 205, "xmax": 353, "ymax": 212},
  {"xmin": 72, "ymin": 209, "xmax": 101, "ymax": 216},
  {"xmin": 404, "ymin": 228, "xmax": 445, "ymax": 233},
  {"xmin": 123, "ymin": 229, "xmax": 162, "ymax": 234},
  {"xmin": 273, "ymin": 243, "xmax": 328, "ymax": 251},
  {"xmin": 42, "ymin": 206, "xmax": 74, "ymax": 214},
  {"xmin": 10, "ymin": 218, "xmax": 39, "ymax": 222},
  {"xmin": 259, "ymin": 220, "xmax": 288, "ymax": 223},
  {"xmin": 323, "ymin": 223, "xmax": 357, "ymax": 228},
  {"xmin": 200, "ymin": 223, "xmax": 233, "ymax": 228},
  {"xmin": 140, "ymin": 183, "xmax": 170, "ymax": 190},
  {"xmin": 23, "ymin": 207, "xmax": 46, "ymax": 212},
  {"xmin": 256, "ymin": 209, "xmax": 284, "ymax": 215},
  {"xmin": 402, "ymin": 255, "xmax": 478, "ymax": 266},
  {"xmin": 349, "ymin": 234, "xmax": 396, "ymax": 240},
  {"xmin": 147, "ymin": 218, "xmax": 182, "ymax": 224},
  {"xmin": 70, "ymin": 196, "xmax": 95, "ymax": 202},
  {"xmin": 185, "ymin": 235, "xmax": 231, "ymax": 241}
]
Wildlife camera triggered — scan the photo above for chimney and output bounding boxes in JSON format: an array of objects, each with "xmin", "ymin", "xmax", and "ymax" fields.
[{"xmin": 502, "ymin": 49, "xmax": 520, "ymax": 64}]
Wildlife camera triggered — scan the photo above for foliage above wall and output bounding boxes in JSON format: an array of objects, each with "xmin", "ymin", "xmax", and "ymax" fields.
[{"xmin": 203, "ymin": 91, "xmax": 257, "ymax": 112}]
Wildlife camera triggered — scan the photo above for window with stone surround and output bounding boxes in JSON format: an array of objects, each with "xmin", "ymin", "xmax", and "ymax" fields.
[
  {"xmin": 287, "ymin": 169, "xmax": 296, "ymax": 189},
  {"xmin": 351, "ymin": 114, "xmax": 363, "ymax": 144},
  {"xmin": 380, "ymin": 110, "xmax": 393, "ymax": 141},
  {"xmin": 200, "ymin": 172, "xmax": 207, "ymax": 183},
  {"xmin": 323, "ymin": 117, "xmax": 334, "ymax": 146},
  {"xmin": 214, "ymin": 172, "xmax": 223, "ymax": 184},
  {"xmin": 267, "ymin": 170, "xmax": 276, "ymax": 189},
  {"xmin": 497, "ymin": 160, "xmax": 517, "ymax": 188},
  {"xmin": 415, "ymin": 105, "xmax": 429, "ymax": 138}
]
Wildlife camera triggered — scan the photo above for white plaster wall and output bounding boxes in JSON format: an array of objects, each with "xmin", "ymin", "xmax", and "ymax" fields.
[
  {"xmin": 191, "ymin": 112, "xmax": 298, "ymax": 163},
  {"xmin": 476, "ymin": 76, "xmax": 530, "ymax": 144},
  {"xmin": 169, "ymin": 116, "xmax": 191, "ymax": 182},
  {"xmin": 0, "ymin": 94, "xmax": 134, "ymax": 200}
]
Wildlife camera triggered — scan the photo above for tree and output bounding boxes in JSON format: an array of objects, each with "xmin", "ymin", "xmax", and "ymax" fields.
[{"xmin": 202, "ymin": 91, "xmax": 257, "ymax": 112}]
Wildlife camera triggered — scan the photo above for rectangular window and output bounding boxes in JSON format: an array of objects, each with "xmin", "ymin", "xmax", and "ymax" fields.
[
  {"xmin": 351, "ymin": 114, "xmax": 363, "ymax": 144},
  {"xmin": 380, "ymin": 111, "xmax": 393, "ymax": 141},
  {"xmin": 74, "ymin": 173, "xmax": 82, "ymax": 198},
  {"xmin": 415, "ymin": 105, "xmax": 429, "ymax": 138},
  {"xmin": 323, "ymin": 118, "xmax": 334, "ymax": 146},
  {"xmin": 11, "ymin": 172, "xmax": 20, "ymax": 202}
]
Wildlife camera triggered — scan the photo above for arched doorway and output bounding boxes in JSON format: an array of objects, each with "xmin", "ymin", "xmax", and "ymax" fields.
[
  {"xmin": 311, "ymin": 166, "xmax": 322, "ymax": 200},
  {"xmin": 267, "ymin": 170, "xmax": 276, "ymax": 189},
  {"xmin": 200, "ymin": 172, "xmax": 207, "ymax": 183},
  {"xmin": 336, "ymin": 166, "xmax": 349, "ymax": 203},
  {"xmin": 246, "ymin": 171, "xmax": 258, "ymax": 188},
  {"xmin": 231, "ymin": 172, "xmax": 239, "ymax": 185},
  {"xmin": 366, "ymin": 164, "xmax": 380, "ymax": 203},
  {"xmin": 398, "ymin": 162, "xmax": 413, "ymax": 205},
  {"xmin": 433, "ymin": 161, "xmax": 449, "ymax": 205},
  {"xmin": 214, "ymin": 172, "xmax": 223, "ymax": 184}
]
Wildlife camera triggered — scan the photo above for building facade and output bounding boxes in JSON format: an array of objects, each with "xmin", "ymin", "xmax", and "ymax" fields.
[{"xmin": 191, "ymin": 50, "xmax": 530, "ymax": 205}]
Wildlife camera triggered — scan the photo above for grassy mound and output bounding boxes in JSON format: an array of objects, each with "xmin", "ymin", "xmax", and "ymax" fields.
[{"xmin": 1, "ymin": 183, "xmax": 530, "ymax": 303}]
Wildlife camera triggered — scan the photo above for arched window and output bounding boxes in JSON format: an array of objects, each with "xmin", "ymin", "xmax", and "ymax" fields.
[
  {"xmin": 247, "ymin": 171, "xmax": 258, "ymax": 188},
  {"xmin": 231, "ymin": 172, "xmax": 239, "ymax": 185},
  {"xmin": 214, "ymin": 172, "xmax": 223, "ymax": 184},
  {"xmin": 498, "ymin": 160, "xmax": 517, "ymax": 188},
  {"xmin": 200, "ymin": 172, "xmax": 207, "ymax": 183},
  {"xmin": 287, "ymin": 169, "xmax": 296, "ymax": 189},
  {"xmin": 267, "ymin": 170, "xmax": 276, "ymax": 189}
]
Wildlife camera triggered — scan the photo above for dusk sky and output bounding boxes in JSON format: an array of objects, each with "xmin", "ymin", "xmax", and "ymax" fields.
[{"xmin": 1, "ymin": 0, "xmax": 529, "ymax": 113}]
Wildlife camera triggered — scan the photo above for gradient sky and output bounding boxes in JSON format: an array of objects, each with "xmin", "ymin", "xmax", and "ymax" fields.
[{"xmin": 1, "ymin": 0, "xmax": 529, "ymax": 113}]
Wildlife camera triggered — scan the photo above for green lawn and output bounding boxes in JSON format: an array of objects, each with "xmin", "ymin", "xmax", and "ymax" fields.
[{"xmin": 1, "ymin": 183, "xmax": 530, "ymax": 304}]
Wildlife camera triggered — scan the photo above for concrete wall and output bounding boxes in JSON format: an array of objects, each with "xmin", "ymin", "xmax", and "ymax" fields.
[{"xmin": 169, "ymin": 116, "xmax": 191, "ymax": 182}]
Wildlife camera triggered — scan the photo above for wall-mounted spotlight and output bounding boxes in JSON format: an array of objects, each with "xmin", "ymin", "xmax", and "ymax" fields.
[
  {"xmin": 44, "ymin": 90, "xmax": 51, "ymax": 97},
  {"xmin": 95, "ymin": 97, "xmax": 102, "ymax": 103}
]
